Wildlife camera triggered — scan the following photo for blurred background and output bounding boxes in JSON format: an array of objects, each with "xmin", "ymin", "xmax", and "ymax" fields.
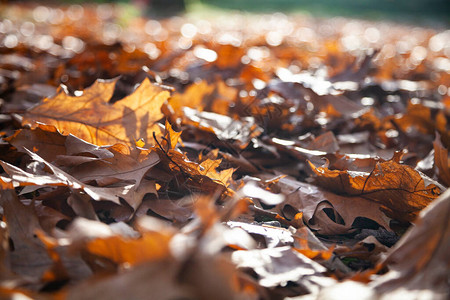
[{"xmin": 4, "ymin": 0, "xmax": 450, "ymax": 25}]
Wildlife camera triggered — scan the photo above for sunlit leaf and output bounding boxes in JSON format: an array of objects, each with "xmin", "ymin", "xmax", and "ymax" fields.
[
  {"xmin": 23, "ymin": 78, "xmax": 170, "ymax": 147},
  {"xmin": 308, "ymin": 160, "xmax": 440, "ymax": 222}
]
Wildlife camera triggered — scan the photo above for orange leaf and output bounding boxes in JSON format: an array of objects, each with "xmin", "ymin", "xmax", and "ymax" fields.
[
  {"xmin": 163, "ymin": 120, "xmax": 182, "ymax": 150},
  {"xmin": 199, "ymin": 159, "xmax": 234, "ymax": 187},
  {"xmin": 168, "ymin": 80, "xmax": 213, "ymax": 115},
  {"xmin": 85, "ymin": 231, "xmax": 172, "ymax": 266},
  {"xmin": 22, "ymin": 78, "xmax": 170, "ymax": 147}
]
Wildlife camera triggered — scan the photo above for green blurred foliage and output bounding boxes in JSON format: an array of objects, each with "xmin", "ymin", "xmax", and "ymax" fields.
[
  {"xmin": 9, "ymin": 0, "xmax": 449, "ymax": 24},
  {"xmin": 199, "ymin": 0, "xmax": 449, "ymax": 22}
]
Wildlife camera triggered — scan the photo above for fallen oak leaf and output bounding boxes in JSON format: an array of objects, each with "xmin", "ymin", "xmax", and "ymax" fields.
[
  {"xmin": 270, "ymin": 175, "xmax": 391, "ymax": 235},
  {"xmin": 308, "ymin": 160, "xmax": 440, "ymax": 222},
  {"xmin": 371, "ymin": 188, "xmax": 450, "ymax": 299},
  {"xmin": 22, "ymin": 77, "xmax": 170, "ymax": 147},
  {"xmin": 433, "ymin": 133, "xmax": 450, "ymax": 187},
  {"xmin": 334, "ymin": 235, "xmax": 389, "ymax": 268},
  {"xmin": 320, "ymin": 184, "xmax": 450, "ymax": 300},
  {"xmin": 32, "ymin": 200, "xmax": 72, "ymax": 233},
  {"xmin": 6, "ymin": 124, "xmax": 114, "ymax": 168},
  {"xmin": 1, "ymin": 159, "xmax": 68, "ymax": 188},
  {"xmin": 7, "ymin": 133, "xmax": 161, "ymax": 210},
  {"xmin": 150, "ymin": 137, "xmax": 234, "ymax": 191},
  {"xmin": 6, "ymin": 125, "xmax": 115, "ymax": 165},
  {"xmin": 0, "ymin": 189, "xmax": 53, "ymax": 279},
  {"xmin": 168, "ymin": 80, "xmax": 237, "ymax": 117},
  {"xmin": 6, "ymin": 123, "xmax": 67, "ymax": 163},
  {"xmin": 0, "ymin": 149, "xmax": 148, "ymax": 209},
  {"xmin": 60, "ymin": 260, "xmax": 188, "ymax": 300},
  {"xmin": 158, "ymin": 120, "xmax": 182, "ymax": 151},
  {"xmin": 198, "ymin": 158, "xmax": 235, "ymax": 187},
  {"xmin": 65, "ymin": 143, "xmax": 159, "ymax": 189}
]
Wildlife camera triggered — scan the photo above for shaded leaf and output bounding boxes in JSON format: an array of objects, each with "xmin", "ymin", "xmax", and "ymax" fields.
[
  {"xmin": 65, "ymin": 143, "xmax": 159, "ymax": 188},
  {"xmin": 273, "ymin": 176, "xmax": 391, "ymax": 235},
  {"xmin": 433, "ymin": 133, "xmax": 450, "ymax": 187},
  {"xmin": 0, "ymin": 190, "xmax": 53, "ymax": 279},
  {"xmin": 371, "ymin": 189, "xmax": 450, "ymax": 300},
  {"xmin": 63, "ymin": 260, "xmax": 187, "ymax": 300},
  {"xmin": 1, "ymin": 149, "xmax": 148, "ymax": 207},
  {"xmin": 6, "ymin": 124, "xmax": 67, "ymax": 162}
]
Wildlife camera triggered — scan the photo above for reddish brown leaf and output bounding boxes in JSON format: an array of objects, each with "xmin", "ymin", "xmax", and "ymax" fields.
[
  {"xmin": 433, "ymin": 133, "xmax": 450, "ymax": 187},
  {"xmin": 308, "ymin": 160, "xmax": 440, "ymax": 222},
  {"xmin": 6, "ymin": 124, "xmax": 67, "ymax": 162},
  {"xmin": 0, "ymin": 190, "xmax": 52, "ymax": 279}
]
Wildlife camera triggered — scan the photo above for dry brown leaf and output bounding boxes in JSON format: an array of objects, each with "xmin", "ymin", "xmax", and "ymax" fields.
[
  {"xmin": 371, "ymin": 188, "xmax": 450, "ymax": 300},
  {"xmin": 22, "ymin": 78, "xmax": 170, "ymax": 147},
  {"xmin": 273, "ymin": 176, "xmax": 391, "ymax": 235},
  {"xmin": 6, "ymin": 124, "xmax": 67, "ymax": 162},
  {"xmin": 138, "ymin": 197, "xmax": 194, "ymax": 223},
  {"xmin": 65, "ymin": 143, "xmax": 159, "ymax": 188},
  {"xmin": 308, "ymin": 160, "xmax": 440, "ymax": 222},
  {"xmin": 0, "ymin": 190, "xmax": 53, "ymax": 279},
  {"xmin": 433, "ymin": 133, "xmax": 450, "ymax": 187},
  {"xmin": 306, "ymin": 131, "xmax": 340, "ymax": 153},
  {"xmin": 1, "ymin": 149, "xmax": 151, "ymax": 208},
  {"xmin": 6, "ymin": 124, "xmax": 118, "ymax": 164},
  {"xmin": 334, "ymin": 235, "xmax": 389, "ymax": 266}
]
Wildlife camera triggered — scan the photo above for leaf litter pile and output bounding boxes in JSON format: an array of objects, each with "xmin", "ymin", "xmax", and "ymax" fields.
[{"xmin": 0, "ymin": 4, "xmax": 449, "ymax": 300}]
